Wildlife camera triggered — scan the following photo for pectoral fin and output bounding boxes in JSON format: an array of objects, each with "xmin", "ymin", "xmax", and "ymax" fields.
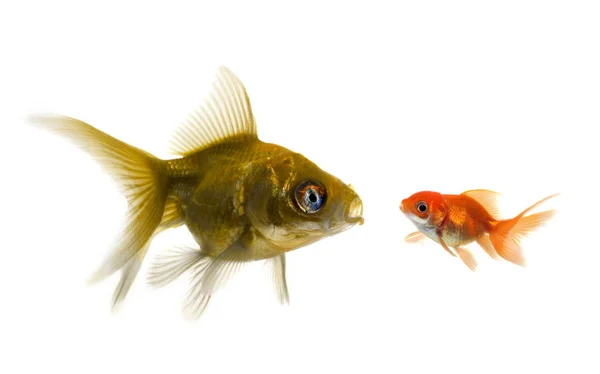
[
  {"xmin": 436, "ymin": 233, "xmax": 457, "ymax": 257},
  {"xmin": 266, "ymin": 254, "xmax": 290, "ymax": 305},
  {"xmin": 404, "ymin": 231, "xmax": 426, "ymax": 244}
]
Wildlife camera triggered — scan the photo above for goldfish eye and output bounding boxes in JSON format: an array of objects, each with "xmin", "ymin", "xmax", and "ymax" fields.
[
  {"xmin": 295, "ymin": 180, "xmax": 327, "ymax": 214},
  {"xmin": 416, "ymin": 201, "xmax": 428, "ymax": 213}
]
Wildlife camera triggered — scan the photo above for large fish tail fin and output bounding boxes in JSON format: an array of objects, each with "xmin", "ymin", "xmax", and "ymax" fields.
[
  {"xmin": 489, "ymin": 194, "xmax": 558, "ymax": 267},
  {"xmin": 30, "ymin": 115, "xmax": 176, "ymax": 308}
]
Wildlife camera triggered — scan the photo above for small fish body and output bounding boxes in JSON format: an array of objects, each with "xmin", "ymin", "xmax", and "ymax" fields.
[
  {"xmin": 31, "ymin": 66, "xmax": 364, "ymax": 318},
  {"xmin": 400, "ymin": 190, "xmax": 557, "ymax": 271}
]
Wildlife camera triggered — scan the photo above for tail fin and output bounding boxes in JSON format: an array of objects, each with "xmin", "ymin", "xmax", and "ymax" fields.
[
  {"xmin": 30, "ymin": 115, "xmax": 170, "ymax": 306},
  {"xmin": 489, "ymin": 194, "xmax": 558, "ymax": 267}
]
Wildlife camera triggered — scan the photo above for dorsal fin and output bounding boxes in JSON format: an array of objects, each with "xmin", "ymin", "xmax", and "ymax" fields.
[
  {"xmin": 461, "ymin": 189, "xmax": 503, "ymax": 219},
  {"xmin": 169, "ymin": 66, "xmax": 258, "ymax": 156}
]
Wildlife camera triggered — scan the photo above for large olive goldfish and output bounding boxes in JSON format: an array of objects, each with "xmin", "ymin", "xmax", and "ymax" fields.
[
  {"xmin": 400, "ymin": 190, "xmax": 557, "ymax": 270},
  {"xmin": 31, "ymin": 66, "xmax": 364, "ymax": 319}
]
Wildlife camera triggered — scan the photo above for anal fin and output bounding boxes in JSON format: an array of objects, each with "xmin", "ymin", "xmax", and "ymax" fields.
[{"xmin": 476, "ymin": 235, "xmax": 498, "ymax": 259}]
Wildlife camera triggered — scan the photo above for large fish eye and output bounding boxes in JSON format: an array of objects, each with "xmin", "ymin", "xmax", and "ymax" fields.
[
  {"xmin": 416, "ymin": 201, "xmax": 428, "ymax": 213},
  {"xmin": 294, "ymin": 180, "xmax": 327, "ymax": 214}
]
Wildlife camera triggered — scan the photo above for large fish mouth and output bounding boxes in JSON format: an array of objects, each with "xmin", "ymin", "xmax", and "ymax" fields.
[{"xmin": 345, "ymin": 197, "xmax": 364, "ymax": 225}]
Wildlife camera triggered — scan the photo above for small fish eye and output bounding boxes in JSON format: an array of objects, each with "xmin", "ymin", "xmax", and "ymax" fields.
[
  {"xmin": 295, "ymin": 180, "xmax": 327, "ymax": 214},
  {"xmin": 416, "ymin": 201, "xmax": 428, "ymax": 213}
]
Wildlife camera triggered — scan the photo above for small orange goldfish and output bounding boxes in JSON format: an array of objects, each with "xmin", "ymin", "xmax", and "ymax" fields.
[{"xmin": 400, "ymin": 190, "xmax": 557, "ymax": 270}]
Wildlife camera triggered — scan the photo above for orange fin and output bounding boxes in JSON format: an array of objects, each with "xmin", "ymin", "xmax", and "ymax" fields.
[
  {"xmin": 456, "ymin": 247, "xmax": 477, "ymax": 271},
  {"xmin": 489, "ymin": 194, "xmax": 558, "ymax": 267},
  {"xmin": 404, "ymin": 231, "xmax": 426, "ymax": 244},
  {"xmin": 476, "ymin": 235, "xmax": 499, "ymax": 259},
  {"xmin": 462, "ymin": 189, "xmax": 503, "ymax": 219},
  {"xmin": 437, "ymin": 234, "xmax": 457, "ymax": 257}
]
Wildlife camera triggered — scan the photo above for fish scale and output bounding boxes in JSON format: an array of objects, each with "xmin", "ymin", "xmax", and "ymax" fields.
[
  {"xmin": 31, "ymin": 66, "xmax": 363, "ymax": 319},
  {"xmin": 401, "ymin": 190, "xmax": 557, "ymax": 271}
]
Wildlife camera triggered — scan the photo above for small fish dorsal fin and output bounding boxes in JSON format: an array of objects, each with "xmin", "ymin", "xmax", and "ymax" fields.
[
  {"xmin": 461, "ymin": 189, "xmax": 503, "ymax": 219},
  {"xmin": 169, "ymin": 66, "xmax": 258, "ymax": 156}
]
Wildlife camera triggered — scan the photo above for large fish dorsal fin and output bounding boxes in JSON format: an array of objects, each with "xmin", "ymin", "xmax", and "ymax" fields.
[{"xmin": 169, "ymin": 66, "xmax": 258, "ymax": 156}]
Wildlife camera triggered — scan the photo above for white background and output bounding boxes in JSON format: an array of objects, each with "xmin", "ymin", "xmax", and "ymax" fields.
[{"xmin": 1, "ymin": 1, "xmax": 599, "ymax": 373}]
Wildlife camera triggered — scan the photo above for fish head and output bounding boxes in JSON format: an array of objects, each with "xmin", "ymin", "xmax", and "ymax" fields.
[
  {"xmin": 400, "ymin": 191, "xmax": 446, "ymax": 231},
  {"xmin": 246, "ymin": 152, "xmax": 364, "ymax": 251}
]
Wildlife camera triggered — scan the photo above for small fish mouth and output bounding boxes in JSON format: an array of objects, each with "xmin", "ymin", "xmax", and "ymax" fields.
[
  {"xmin": 345, "ymin": 197, "xmax": 364, "ymax": 225},
  {"xmin": 400, "ymin": 199, "xmax": 409, "ymax": 214}
]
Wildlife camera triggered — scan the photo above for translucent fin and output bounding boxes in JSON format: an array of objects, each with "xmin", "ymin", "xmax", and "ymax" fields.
[
  {"xmin": 462, "ymin": 189, "xmax": 503, "ymax": 219},
  {"xmin": 437, "ymin": 234, "xmax": 457, "ymax": 257},
  {"xmin": 183, "ymin": 256, "xmax": 214, "ymax": 319},
  {"xmin": 199, "ymin": 242, "xmax": 248, "ymax": 296},
  {"xmin": 476, "ymin": 235, "xmax": 498, "ymax": 259},
  {"xmin": 161, "ymin": 197, "xmax": 185, "ymax": 228},
  {"xmin": 489, "ymin": 194, "xmax": 558, "ymax": 267},
  {"xmin": 154, "ymin": 242, "xmax": 248, "ymax": 320},
  {"xmin": 148, "ymin": 239, "xmax": 247, "ymax": 319},
  {"xmin": 266, "ymin": 254, "xmax": 290, "ymax": 305},
  {"xmin": 404, "ymin": 231, "xmax": 426, "ymax": 244},
  {"xmin": 491, "ymin": 231, "xmax": 526, "ymax": 267},
  {"xmin": 183, "ymin": 293, "xmax": 212, "ymax": 320},
  {"xmin": 29, "ymin": 115, "xmax": 168, "ymax": 283},
  {"xmin": 146, "ymin": 244, "xmax": 212, "ymax": 319},
  {"xmin": 112, "ymin": 243, "xmax": 150, "ymax": 310},
  {"xmin": 512, "ymin": 210, "xmax": 557, "ymax": 238},
  {"xmin": 169, "ymin": 66, "xmax": 258, "ymax": 156},
  {"xmin": 456, "ymin": 247, "xmax": 477, "ymax": 271},
  {"xmin": 147, "ymin": 246, "xmax": 207, "ymax": 288},
  {"xmin": 112, "ymin": 197, "xmax": 184, "ymax": 308}
]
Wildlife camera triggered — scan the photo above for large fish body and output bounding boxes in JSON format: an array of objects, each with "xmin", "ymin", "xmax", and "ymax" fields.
[{"xmin": 32, "ymin": 67, "xmax": 363, "ymax": 318}]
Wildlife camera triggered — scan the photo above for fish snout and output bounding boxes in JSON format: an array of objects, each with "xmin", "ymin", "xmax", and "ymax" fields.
[
  {"xmin": 345, "ymin": 197, "xmax": 364, "ymax": 225},
  {"xmin": 399, "ymin": 199, "xmax": 408, "ymax": 214}
]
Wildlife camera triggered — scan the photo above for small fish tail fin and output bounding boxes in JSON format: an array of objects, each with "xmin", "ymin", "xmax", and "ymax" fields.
[
  {"xmin": 489, "ymin": 194, "xmax": 558, "ymax": 267},
  {"xmin": 29, "ymin": 115, "xmax": 171, "ymax": 303}
]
